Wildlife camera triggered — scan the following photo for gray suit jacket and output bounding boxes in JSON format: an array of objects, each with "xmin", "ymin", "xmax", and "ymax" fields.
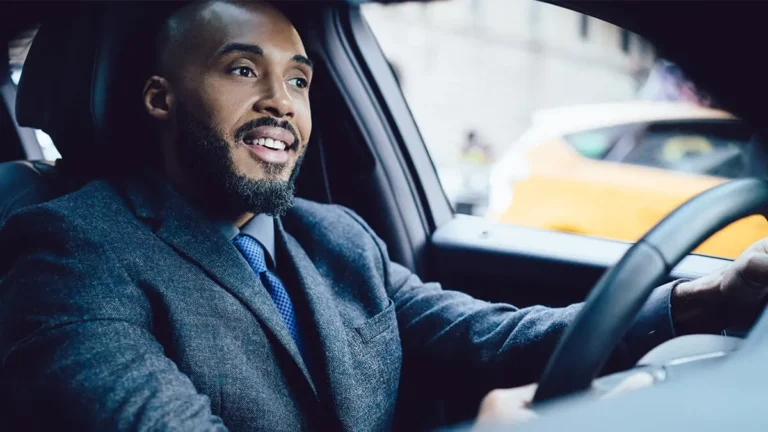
[{"xmin": 0, "ymin": 176, "xmax": 675, "ymax": 431}]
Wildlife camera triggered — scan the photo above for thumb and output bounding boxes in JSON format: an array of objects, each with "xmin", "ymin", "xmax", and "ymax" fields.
[
  {"xmin": 735, "ymin": 252, "xmax": 768, "ymax": 288},
  {"xmin": 601, "ymin": 372, "xmax": 654, "ymax": 400}
]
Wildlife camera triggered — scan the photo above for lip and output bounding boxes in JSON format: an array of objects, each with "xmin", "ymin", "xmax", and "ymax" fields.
[
  {"xmin": 244, "ymin": 141, "xmax": 291, "ymax": 165},
  {"xmin": 243, "ymin": 126, "xmax": 296, "ymax": 148}
]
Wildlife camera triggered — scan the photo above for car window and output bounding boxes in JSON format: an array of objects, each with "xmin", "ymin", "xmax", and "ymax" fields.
[
  {"xmin": 8, "ymin": 29, "xmax": 62, "ymax": 162},
  {"xmin": 362, "ymin": 0, "xmax": 768, "ymax": 259},
  {"xmin": 564, "ymin": 125, "xmax": 632, "ymax": 160},
  {"xmin": 623, "ymin": 121, "xmax": 751, "ymax": 178}
]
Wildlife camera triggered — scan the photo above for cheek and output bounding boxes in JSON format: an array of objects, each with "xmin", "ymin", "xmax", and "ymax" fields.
[
  {"xmin": 197, "ymin": 80, "xmax": 252, "ymax": 137},
  {"xmin": 296, "ymin": 100, "xmax": 312, "ymax": 145},
  {"xmin": 230, "ymin": 145, "xmax": 250, "ymax": 163},
  {"xmin": 229, "ymin": 145, "xmax": 260, "ymax": 175}
]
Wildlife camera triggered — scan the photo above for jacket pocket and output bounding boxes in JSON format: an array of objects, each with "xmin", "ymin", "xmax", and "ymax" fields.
[
  {"xmin": 352, "ymin": 299, "xmax": 396, "ymax": 343},
  {"xmin": 345, "ymin": 298, "xmax": 402, "ymax": 431}
]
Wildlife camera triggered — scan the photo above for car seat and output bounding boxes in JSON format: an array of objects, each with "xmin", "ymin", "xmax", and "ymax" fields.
[{"xmin": 0, "ymin": 3, "xmax": 180, "ymax": 225}]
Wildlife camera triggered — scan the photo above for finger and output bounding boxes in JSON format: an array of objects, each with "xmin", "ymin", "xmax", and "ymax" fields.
[
  {"xmin": 474, "ymin": 406, "xmax": 538, "ymax": 430},
  {"xmin": 737, "ymin": 252, "xmax": 768, "ymax": 287},
  {"xmin": 496, "ymin": 407, "xmax": 538, "ymax": 425},
  {"xmin": 512, "ymin": 382, "xmax": 538, "ymax": 403},
  {"xmin": 601, "ymin": 372, "xmax": 654, "ymax": 399},
  {"xmin": 475, "ymin": 384, "xmax": 538, "ymax": 428},
  {"xmin": 750, "ymin": 237, "xmax": 768, "ymax": 255},
  {"xmin": 479, "ymin": 383, "xmax": 538, "ymax": 411}
]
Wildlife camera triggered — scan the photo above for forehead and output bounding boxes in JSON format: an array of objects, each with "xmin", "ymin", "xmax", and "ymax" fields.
[{"xmin": 190, "ymin": 1, "xmax": 307, "ymax": 58}]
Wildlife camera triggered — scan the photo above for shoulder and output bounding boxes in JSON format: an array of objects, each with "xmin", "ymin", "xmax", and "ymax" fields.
[
  {"xmin": 0, "ymin": 181, "xmax": 153, "ymax": 346},
  {"xmin": 287, "ymin": 198, "xmax": 383, "ymax": 247},
  {"xmin": 288, "ymin": 198, "xmax": 378, "ymax": 238},
  {"xmin": 0, "ymin": 180, "xmax": 128, "ymax": 268},
  {"xmin": 2, "ymin": 179, "xmax": 127, "ymax": 230},
  {"xmin": 38, "ymin": 179, "xmax": 125, "ymax": 217},
  {"xmin": 285, "ymin": 198, "xmax": 388, "ymax": 262}
]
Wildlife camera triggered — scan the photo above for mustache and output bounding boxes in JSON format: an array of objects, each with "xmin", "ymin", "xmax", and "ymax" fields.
[{"xmin": 234, "ymin": 117, "xmax": 300, "ymax": 149}]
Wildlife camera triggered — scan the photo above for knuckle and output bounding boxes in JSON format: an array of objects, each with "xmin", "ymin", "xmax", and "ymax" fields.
[
  {"xmin": 482, "ymin": 389, "xmax": 501, "ymax": 403},
  {"xmin": 480, "ymin": 390, "xmax": 505, "ymax": 409},
  {"xmin": 744, "ymin": 252, "xmax": 761, "ymax": 267},
  {"xmin": 734, "ymin": 252, "xmax": 768, "ymax": 287},
  {"xmin": 738, "ymin": 252, "xmax": 760, "ymax": 273}
]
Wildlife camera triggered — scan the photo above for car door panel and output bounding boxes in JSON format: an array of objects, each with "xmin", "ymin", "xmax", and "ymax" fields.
[{"xmin": 429, "ymin": 216, "xmax": 729, "ymax": 307}]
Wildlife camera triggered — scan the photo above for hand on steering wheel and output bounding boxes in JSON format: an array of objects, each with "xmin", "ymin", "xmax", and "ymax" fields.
[
  {"xmin": 685, "ymin": 238, "xmax": 768, "ymax": 328},
  {"xmin": 533, "ymin": 179, "xmax": 768, "ymax": 403}
]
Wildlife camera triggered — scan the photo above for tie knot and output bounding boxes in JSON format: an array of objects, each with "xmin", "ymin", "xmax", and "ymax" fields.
[{"xmin": 233, "ymin": 234, "xmax": 269, "ymax": 274}]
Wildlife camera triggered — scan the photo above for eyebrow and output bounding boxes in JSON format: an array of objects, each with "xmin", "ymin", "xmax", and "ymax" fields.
[
  {"xmin": 217, "ymin": 42, "xmax": 314, "ymax": 70},
  {"xmin": 291, "ymin": 54, "xmax": 314, "ymax": 70},
  {"xmin": 218, "ymin": 42, "xmax": 263, "ymax": 57}
]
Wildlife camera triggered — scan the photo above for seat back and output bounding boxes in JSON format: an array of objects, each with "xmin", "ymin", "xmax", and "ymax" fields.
[
  {"xmin": 0, "ymin": 3, "xmax": 183, "ymax": 225},
  {"xmin": 16, "ymin": 3, "xmax": 176, "ymax": 180},
  {"xmin": 0, "ymin": 161, "xmax": 62, "ymax": 224}
]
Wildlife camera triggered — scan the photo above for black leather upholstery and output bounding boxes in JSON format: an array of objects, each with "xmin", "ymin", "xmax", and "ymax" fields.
[
  {"xmin": 15, "ymin": 4, "xmax": 102, "ymax": 160},
  {"xmin": 0, "ymin": 160, "xmax": 60, "ymax": 224},
  {"xmin": 16, "ymin": 3, "xmax": 176, "ymax": 179},
  {"xmin": 0, "ymin": 3, "xmax": 181, "ymax": 224},
  {"xmin": 0, "ymin": 5, "xmax": 107, "ymax": 224}
]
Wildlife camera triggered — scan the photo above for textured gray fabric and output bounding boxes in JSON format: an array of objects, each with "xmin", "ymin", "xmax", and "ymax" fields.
[{"xmin": 0, "ymin": 176, "xmax": 676, "ymax": 431}]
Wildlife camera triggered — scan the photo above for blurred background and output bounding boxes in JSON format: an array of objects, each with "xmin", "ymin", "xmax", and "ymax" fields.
[
  {"xmin": 362, "ymin": 0, "xmax": 768, "ymax": 259},
  {"xmin": 365, "ymin": 0, "xmax": 655, "ymax": 176}
]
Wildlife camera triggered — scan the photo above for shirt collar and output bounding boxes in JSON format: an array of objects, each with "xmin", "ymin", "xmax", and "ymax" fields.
[{"xmin": 216, "ymin": 214, "xmax": 277, "ymax": 268}]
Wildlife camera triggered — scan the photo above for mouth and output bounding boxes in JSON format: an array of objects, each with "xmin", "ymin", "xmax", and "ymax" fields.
[
  {"xmin": 246, "ymin": 137, "xmax": 289, "ymax": 151},
  {"xmin": 240, "ymin": 126, "xmax": 298, "ymax": 165}
]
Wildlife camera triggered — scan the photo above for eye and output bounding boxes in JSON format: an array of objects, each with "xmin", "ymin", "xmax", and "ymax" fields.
[
  {"xmin": 288, "ymin": 77, "xmax": 308, "ymax": 89},
  {"xmin": 231, "ymin": 66, "xmax": 256, "ymax": 78}
]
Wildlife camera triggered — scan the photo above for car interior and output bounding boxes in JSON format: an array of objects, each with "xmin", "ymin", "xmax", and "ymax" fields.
[{"xmin": 3, "ymin": 0, "xmax": 768, "ymax": 430}]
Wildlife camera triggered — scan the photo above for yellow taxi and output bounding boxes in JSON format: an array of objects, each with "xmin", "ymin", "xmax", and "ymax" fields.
[{"xmin": 488, "ymin": 101, "xmax": 768, "ymax": 259}]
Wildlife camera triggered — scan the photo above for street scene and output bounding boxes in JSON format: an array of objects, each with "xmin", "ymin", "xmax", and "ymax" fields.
[{"xmin": 363, "ymin": 0, "xmax": 766, "ymax": 259}]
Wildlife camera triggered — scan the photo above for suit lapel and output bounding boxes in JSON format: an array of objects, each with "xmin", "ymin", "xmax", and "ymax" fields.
[
  {"xmin": 277, "ymin": 220, "xmax": 354, "ymax": 424},
  {"xmin": 120, "ymin": 177, "xmax": 316, "ymax": 396}
]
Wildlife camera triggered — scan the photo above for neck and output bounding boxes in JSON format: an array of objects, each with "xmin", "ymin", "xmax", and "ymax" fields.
[
  {"xmin": 163, "ymin": 161, "xmax": 254, "ymax": 228},
  {"xmin": 234, "ymin": 212, "xmax": 255, "ymax": 228}
]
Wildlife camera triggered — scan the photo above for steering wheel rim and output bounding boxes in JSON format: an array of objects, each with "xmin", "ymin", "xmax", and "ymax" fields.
[{"xmin": 532, "ymin": 178, "xmax": 768, "ymax": 404}]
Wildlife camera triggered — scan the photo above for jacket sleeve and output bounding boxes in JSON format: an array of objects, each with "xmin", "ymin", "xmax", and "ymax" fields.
[
  {"xmin": 338, "ymin": 208, "xmax": 676, "ymax": 391},
  {"xmin": 387, "ymin": 261, "xmax": 676, "ymax": 390},
  {"xmin": 0, "ymin": 207, "xmax": 228, "ymax": 431}
]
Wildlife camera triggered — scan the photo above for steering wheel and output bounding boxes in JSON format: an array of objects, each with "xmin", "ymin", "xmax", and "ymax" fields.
[{"xmin": 532, "ymin": 178, "xmax": 768, "ymax": 403}]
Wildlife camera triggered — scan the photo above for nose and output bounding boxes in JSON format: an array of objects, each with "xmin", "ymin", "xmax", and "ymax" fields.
[{"xmin": 253, "ymin": 74, "xmax": 295, "ymax": 120}]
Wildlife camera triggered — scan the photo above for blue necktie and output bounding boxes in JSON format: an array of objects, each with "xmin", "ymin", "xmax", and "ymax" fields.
[{"xmin": 233, "ymin": 234, "xmax": 305, "ymax": 357}]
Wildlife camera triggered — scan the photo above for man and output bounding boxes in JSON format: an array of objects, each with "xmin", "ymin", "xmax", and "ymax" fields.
[{"xmin": 0, "ymin": 1, "xmax": 766, "ymax": 430}]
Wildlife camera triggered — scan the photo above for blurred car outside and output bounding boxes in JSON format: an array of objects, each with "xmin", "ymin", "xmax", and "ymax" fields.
[{"xmin": 487, "ymin": 100, "xmax": 768, "ymax": 259}]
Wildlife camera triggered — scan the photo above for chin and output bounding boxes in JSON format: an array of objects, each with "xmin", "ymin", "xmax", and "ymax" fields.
[{"xmin": 240, "ymin": 164, "xmax": 293, "ymax": 183}]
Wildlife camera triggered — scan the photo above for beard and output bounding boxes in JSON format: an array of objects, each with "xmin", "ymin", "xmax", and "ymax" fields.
[{"xmin": 174, "ymin": 106, "xmax": 304, "ymax": 218}]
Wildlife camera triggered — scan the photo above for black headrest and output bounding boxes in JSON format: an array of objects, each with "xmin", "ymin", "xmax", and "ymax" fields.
[
  {"xmin": 15, "ymin": 3, "xmax": 179, "ymax": 178},
  {"xmin": 16, "ymin": 4, "xmax": 104, "ymax": 160},
  {"xmin": 1, "ymin": 44, "xmax": 8, "ymax": 81}
]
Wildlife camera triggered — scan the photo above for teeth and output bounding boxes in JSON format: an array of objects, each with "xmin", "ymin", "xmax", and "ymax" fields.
[{"xmin": 249, "ymin": 137, "xmax": 288, "ymax": 151}]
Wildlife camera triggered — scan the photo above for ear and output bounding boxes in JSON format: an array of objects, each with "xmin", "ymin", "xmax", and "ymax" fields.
[{"xmin": 143, "ymin": 76, "xmax": 174, "ymax": 120}]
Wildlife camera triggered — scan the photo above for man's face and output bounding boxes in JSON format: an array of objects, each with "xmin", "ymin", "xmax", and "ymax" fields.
[{"xmin": 146, "ymin": 1, "xmax": 313, "ymax": 217}]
